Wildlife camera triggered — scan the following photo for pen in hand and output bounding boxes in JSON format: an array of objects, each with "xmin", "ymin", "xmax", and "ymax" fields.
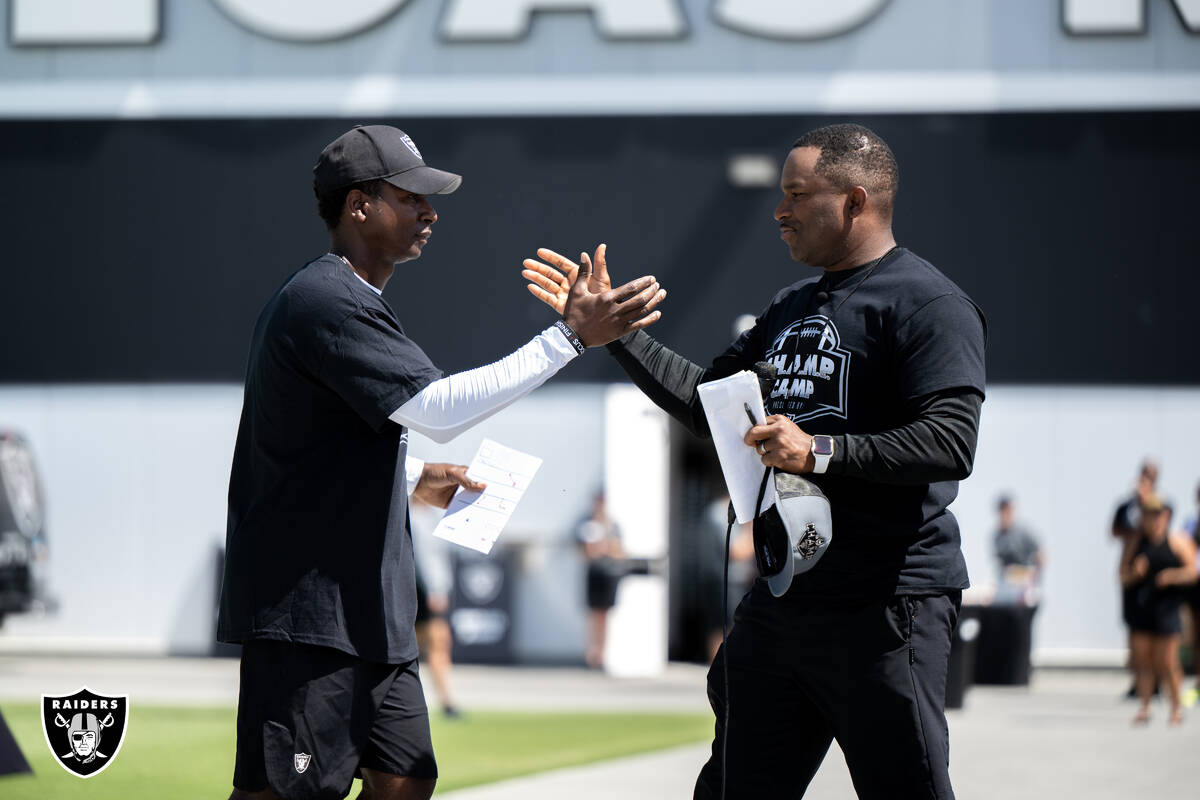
[{"xmin": 744, "ymin": 402, "xmax": 760, "ymax": 428}]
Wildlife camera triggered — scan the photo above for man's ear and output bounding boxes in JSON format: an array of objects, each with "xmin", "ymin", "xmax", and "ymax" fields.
[
  {"xmin": 846, "ymin": 186, "xmax": 869, "ymax": 219},
  {"xmin": 346, "ymin": 189, "xmax": 371, "ymax": 223}
]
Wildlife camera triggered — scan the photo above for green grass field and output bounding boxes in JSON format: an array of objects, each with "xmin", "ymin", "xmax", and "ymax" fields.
[{"xmin": 0, "ymin": 703, "xmax": 712, "ymax": 798}]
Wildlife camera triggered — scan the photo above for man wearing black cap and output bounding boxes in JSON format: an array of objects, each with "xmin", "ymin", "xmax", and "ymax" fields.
[
  {"xmin": 218, "ymin": 125, "xmax": 665, "ymax": 800},
  {"xmin": 524, "ymin": 124, "xmax": 985, "ymax": 799}
]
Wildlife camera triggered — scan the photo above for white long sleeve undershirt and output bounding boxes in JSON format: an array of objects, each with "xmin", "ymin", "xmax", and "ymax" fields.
[
  {"xmin": 389, "ymin": 325, "xmax": 581, "ymax": 443},
  {"xmin": 404, "ymin": 456, "xmax": 425, "ymax": 496}
]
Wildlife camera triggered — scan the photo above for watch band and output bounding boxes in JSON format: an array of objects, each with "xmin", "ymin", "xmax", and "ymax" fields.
[{"xmin": 811, "ymin": 435, "xmax": 834, "ymax": 474}]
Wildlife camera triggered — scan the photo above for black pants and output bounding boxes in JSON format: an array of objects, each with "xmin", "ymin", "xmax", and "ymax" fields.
[{"xmin": 695, "ymin": 586, "xmax": 960, "ymax": 800}]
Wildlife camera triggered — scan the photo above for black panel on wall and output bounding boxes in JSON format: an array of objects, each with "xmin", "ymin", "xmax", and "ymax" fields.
[{"xmin": 0, "ymin": 112, "xmax": 1196, "ymax": 384}]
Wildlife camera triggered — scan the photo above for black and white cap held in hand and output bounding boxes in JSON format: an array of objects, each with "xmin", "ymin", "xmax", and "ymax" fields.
[{"xmin": 753, "ymin": 472, "xmax": 833, "ymax": 598}]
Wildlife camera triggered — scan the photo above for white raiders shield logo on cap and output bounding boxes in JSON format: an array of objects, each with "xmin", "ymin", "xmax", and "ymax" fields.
[{"xmin": 399, "ymin": 133, "xmax": 421, "ymax": 159}]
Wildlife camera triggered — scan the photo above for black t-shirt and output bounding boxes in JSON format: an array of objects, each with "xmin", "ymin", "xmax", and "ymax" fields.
[
  {"xmin": 218, "ymin": 254, "xmax": 443, "ymax": 663},
  {"xmin": 713, "ymin": 248, "xmax": 986, "ymax": 598}
]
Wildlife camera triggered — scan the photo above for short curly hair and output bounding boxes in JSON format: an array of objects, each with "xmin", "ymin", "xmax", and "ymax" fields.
[
  {"xmin": 793, "ymin": 124, "xmax": 898, "ymax": 215},
  {"xmin": 313, "ymin": 178, "xmax": 387, "ymax": 230}
]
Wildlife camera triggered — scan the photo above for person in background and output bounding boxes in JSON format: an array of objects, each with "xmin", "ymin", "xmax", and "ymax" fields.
[
  {"xmin": 1111, "ymin": 459, "xmax": 1161, "ymax": 699},
  {"xmin": 1183, "ymin": 482, "xmax": 1200, "ymax": 537},
  {"xmin": 1111, "ymin": 459, "xmax": 1159, "ymax": 541},
  {"xmin": 576, "ymin": 493, "xmax": 624, "ymax": 669},
  {"xmin": 992, "ymin": 495, "xmax": 1044, "ymax": 603},
  {"xmin": 1119, "ymin": 494, "xmax": 1198, "ymax": 726},
  {"xmin": 410, "ymin": 498, "xmax": 462, "ymax": 719},
  {"xmin": 1183, "ymin": 482, "xmax": 1200, "ymax": 707}
]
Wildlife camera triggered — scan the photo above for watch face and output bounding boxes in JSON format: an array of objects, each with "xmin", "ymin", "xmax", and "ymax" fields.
[{"xmin": 812, "ymin": 436, "xmax": 833, "ymax": 456}]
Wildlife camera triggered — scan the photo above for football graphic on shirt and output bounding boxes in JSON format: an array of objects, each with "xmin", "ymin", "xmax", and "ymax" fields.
[{"xmin": 763, "ymin": 314, "xmax": 850, "ymax": 423}]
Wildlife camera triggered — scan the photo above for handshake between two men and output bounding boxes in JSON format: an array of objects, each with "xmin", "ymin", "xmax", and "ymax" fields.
[{"xmin": 523, "ymin": 243, "xmax": 824, "ymax": 476}]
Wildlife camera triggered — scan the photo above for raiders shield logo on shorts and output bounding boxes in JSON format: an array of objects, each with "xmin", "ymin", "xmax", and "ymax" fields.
[{"xmin": 41, "ymin": 687, "xmax": 129, "ymax": 778}]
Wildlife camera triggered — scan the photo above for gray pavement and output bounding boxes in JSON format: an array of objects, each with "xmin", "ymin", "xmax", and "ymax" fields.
[
  {"xmin": 442, "ymin": 668, "xmax": 1197, "ymax": 800},
  {"xmin": 0, "ymin": 655, "xmax": 708, "ymax": 711},
  {"xmin": 1, "ymin": 657, "xmax": 1195, "ymax": 798},
  {"xmin": 0, "ymin": 653, "xmax": 243, "ymax": 706}
]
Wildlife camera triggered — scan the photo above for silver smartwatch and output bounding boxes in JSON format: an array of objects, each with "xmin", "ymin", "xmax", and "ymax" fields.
[{"xmin": 811, "ymin": 435, "xmax": 835, "ymax": 474}]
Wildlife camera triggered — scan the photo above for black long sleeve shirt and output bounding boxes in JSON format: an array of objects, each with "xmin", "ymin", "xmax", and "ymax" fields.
[{"xmin": 607, "ymin": 330, "xmax": 982, "ymax": 485}]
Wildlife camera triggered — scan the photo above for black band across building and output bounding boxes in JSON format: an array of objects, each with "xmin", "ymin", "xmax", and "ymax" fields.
[{"xmin": 554, "ymin": 320, "xmax": 587, "ymax": 355}]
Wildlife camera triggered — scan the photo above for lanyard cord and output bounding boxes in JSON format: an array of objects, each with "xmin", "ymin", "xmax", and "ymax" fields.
[
  {"xmin": 826, "ymin": 244, "xmax": 901, "ymax": 315},
  {"xmin": 721, "ymin": 466, "xmax": 774, "ymax": 798},
  {"xmin": 720, "ymin": 510, "xmax": 733, "ymax": 800}
]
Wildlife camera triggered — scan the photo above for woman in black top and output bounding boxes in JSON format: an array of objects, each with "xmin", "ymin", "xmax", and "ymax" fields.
[{"xmin": 1119, "ymin": 495, "xmax": 1199, "ymax": 726}]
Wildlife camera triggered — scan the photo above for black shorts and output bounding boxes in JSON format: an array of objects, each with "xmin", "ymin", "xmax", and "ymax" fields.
[
  {"xmin": 1128, "ymin": 603, "xmax": 1184, "ymax": 636},
  {"xmin": 233, "ymin": 639, "xmax": 436, "ymax": 800},
  {"xmin": 1126, "ymin": 583, "xmax": 1185, "ymax": 636},
  {"xmin": 695, "ymin": 586, "xmax": 960, "ymax": 800},
  {"xmin": 586, "ymin": 559, "xmax": 623, "ymax": 610},
  {"xmin": 585, "ymin": 557, "xmax": 653, "ymax": 610}
]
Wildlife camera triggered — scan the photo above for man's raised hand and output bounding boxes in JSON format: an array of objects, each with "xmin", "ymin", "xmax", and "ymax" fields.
[
  {"xmin": 523, "ymin": 244, "xmax": 613, "ymax": 314},
  {"xmin": 523, "ymin": 244, "xmax": 666, "ymax": 346}
]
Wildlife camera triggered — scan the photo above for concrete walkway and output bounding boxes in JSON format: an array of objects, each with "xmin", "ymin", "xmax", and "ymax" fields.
[
  {"xmin": 443, "ymin": 669, "xmax": 1197, "ymax": 799},
  {"xmin": 1, "ymin": 657, "xmax": 1194, "ymax": 798}
]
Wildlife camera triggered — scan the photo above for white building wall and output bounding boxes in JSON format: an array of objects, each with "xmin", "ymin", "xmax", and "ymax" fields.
[
  {"xmin": 954, "ymin": 386, "xmax": 1200, "ymax": 665},
  {"xmin": 0, "ymin": 385, "xmax": 242, "ymax": 653},
  {"xmin": 0, "ymin": 383, "xmax": 612, "ymax": 660},
  {"xmin": 0, "ymin": 0, "xmax": 1197, "ymax": 117},
  {"xmin": 1, "ymin": 383, "xmax": 1197, "ymax": 662}
]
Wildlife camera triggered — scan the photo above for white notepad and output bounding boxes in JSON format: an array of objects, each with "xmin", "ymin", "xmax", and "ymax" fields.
[
  {"xmin": 432, "ymin": 438, "xmax": 542, "ymax": 554},
  {"xmin": 696, "ymin": 370, "xmax": 774, "ymax": 524}
]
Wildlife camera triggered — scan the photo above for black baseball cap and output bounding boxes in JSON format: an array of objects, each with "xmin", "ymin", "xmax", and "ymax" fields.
[{"xmin": 313, "ymin": 125, "xmax": 462, "ymax": 196}]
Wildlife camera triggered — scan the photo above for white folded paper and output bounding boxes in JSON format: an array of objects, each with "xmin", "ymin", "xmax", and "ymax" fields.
[
  {"xmin": 432, "ymin": 438, "xmax": 542, "ymax": 554},
  {"xmin": 697, "ymin": 370, "xmax": 774, "ymax": 524}
]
